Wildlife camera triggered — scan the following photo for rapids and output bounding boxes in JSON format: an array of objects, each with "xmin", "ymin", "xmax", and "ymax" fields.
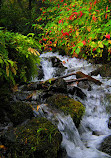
[{"xmin": 33, "ymin": 52, "xmax": 111, "ymax": 158}]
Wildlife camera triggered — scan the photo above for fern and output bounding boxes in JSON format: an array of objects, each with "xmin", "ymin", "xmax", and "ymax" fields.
[{"xmin": 0, "ymin": 28, "xmax": 41, "ymax": 85}]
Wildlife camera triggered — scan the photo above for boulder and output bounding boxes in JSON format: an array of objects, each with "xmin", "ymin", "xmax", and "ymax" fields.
[
  {"xmin": 91, "ymin": 63, "xmax": 111, "ymax": 77},
  {"xmin": 99, "ymin": 135, "xmax": 111, "ymax": 156},
  {"xmin": 48, "ymin": 56, "xmax": 67, "ymax": 77},
  {"xmin": 108, "ymin": 117, "xmax": 111, "ymax": 129},
  {"xmin": 103, "ymin": 93, "xmax": 111, "ymax": 115},
  {"xmin": 67, "ymin": 86, "xmax": 87, "ymax": 100},
  {"xmin": 8, "ymin": 101, "xmax": 34, "ymax": 126},
  {"xmin": 46, "ymin": 94, "xmax": 85, "ymax": 127},
  {"xmin": 49, "ymin": 56, "xmax": 65, "ymax": 68},
  {"xmin": 1, "ymin": 117, "xmax": 62, "ymax": 158},
  {"xmin": 50, "ymin": 78, "xmax": 67, "ymax": 93}
]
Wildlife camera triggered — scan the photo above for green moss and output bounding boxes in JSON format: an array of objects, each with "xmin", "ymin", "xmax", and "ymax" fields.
[
  {"xmin": 8, "ymin": 101, "xmax": 34, "ymax": 126},
  {"xmin": 4, "ymin": 118, "xmax": 62, "ymax": 158},
  {"xmin": 47, "ymin": 94, "xmax": 85, "ymax": 127}
]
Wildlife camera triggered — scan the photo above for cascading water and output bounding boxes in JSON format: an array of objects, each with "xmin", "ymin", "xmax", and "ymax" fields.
[{"xmin": 33, "ymin": 52, "xmax": 111, "ymax": 158}]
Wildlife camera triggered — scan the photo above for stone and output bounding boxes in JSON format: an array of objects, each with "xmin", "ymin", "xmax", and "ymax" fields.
[
  {"xmin": 8, "ymin": 101, "xmax": 34, "ymax": 126},
  {"xmin": 46, "ymin": 94, "xmax": 85, "ymax": 127},
  {"xmin": 1, "ymin": 117, "xmax": 62, "ymax": 158},
  {"xmin": 99, "ymin": 135, "xmax": 111, "ymax": 156},
  {"xmin": 91, "ymin": 63, "xmax": 111, "ymax": 77},
  {"xmin": 67, "ymin": 86, "xmax": 87, "ymax": 100}
]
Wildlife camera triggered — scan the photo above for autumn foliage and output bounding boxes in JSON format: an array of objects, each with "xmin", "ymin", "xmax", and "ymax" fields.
[{"xmin": 34, "ymin": 0, "xmax": 111, "ymax": 61}]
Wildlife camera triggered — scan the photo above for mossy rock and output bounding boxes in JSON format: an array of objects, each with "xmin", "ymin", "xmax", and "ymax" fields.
[
  {"xmin": 47, "ymin": 94, "xmax": 85, "ymax": 127},
  {"xmin": 8, "ymin": 101, "xmax": 34, "ymax": 126},
  {"xmin": 2, "ymin": 117, "xmax": 62, "ymax": 158}
]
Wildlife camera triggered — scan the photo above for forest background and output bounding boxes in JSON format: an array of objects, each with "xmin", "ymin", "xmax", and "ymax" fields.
[{"xmin": 0, "ymin": 0, "xmax": 111, "ymax": 86}]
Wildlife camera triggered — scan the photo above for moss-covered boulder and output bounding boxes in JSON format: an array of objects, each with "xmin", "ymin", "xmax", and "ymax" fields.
[
  {"xmin": 1, "ymin": 117, "xmax": 62, "ymax": 158},
  {"xmin": 47, "ymin": 94, "xmax": 85, "ymax": 127},
  {"xmin": 8, "ymin": 101, "xmax": 34, "ymax": 126}
]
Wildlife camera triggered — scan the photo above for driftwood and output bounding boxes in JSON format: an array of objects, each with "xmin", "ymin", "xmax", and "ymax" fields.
[
  {"xmin": 43, "ymin": 71, "xmax": 102, "ymax": 85},
  {"xmin": 66, "ymin": 77, "xmax": 88, "ymax": 83},
  {"xmin": 41, "ymin": 72, "xmax": 76, "ymax": 84},
  {"xmin": 76, "ymin": 71, "xmax": 102, "ymax": 85},
  {"xmin": 26, "ymin": 71, "xmax": 102, "ymax": 91}
]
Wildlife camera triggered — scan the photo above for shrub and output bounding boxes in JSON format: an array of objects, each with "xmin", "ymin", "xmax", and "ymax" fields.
[
  {"xmin": 0, "ymin": 28, "xmax": 41, "ymax": 85},
  {"xmin": 34, "ymin": 0, "xmax": 111, "ymax": 61}
]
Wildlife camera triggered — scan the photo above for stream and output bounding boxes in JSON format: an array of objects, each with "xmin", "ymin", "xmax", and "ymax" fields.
[{"xmin": 33, "ymin": 52, "xmax": 111, "ymax": 158}]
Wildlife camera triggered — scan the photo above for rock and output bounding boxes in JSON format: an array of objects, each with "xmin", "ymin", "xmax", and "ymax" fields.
[
  {"xmin": 1, "ymin": 117, "xmax": 62, "ymax": 158},
  {"xmin": 49, "ymin": 56, "xmax": 67, "ymax": 77},
  {"xmin": 67, "ymin": 86, "xmax": 87, "ymax": 100},
  {"xmin": 50, "ymin": 78, "xmax": 67, "ymax": 93},
  {"xmin": 22, "ymin": 81, "xmax": 43, "ymax": 91},
  {"xmin": 49, "ymin": 56, "xmax": 65, "ymax": 68},
  {"xmin": 91, "ymin": 63, "xmax": 111, "ymax": 77},
  {"xmin": 99, "ymin": 135, "xmax": 111, "ymax": 156},
  {"xmin": 108, "ymin": 117, "xmax": 111, "ymax": 129},
  {"xmin": 77, "ymin": 81, "xmax": 92, "ymax": 91},
  {"xmin": 8, "ymin": 101, "xmax": 34, "ymax": 126},
  {"xmin": 37, "ymin": 64, "xmax": 44, "ymax": 80},
  {"xmin": 103, "ymin": 93, "xmax": 111, "ymax": 114},
  {"xmin": 92, "ymin": 130, "xmax": 104, "ymax": 136},
  {"xmin": 46, "ymin": 94, "xmax": 85, "ymax": 127}
]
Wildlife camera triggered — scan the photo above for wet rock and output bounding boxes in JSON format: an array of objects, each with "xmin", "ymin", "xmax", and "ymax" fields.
[
  {"xmin": 8, "ymin": 101, "xmax": 34, "ymax": 126},
  {"xmin": 91, "ymin": 63, "xmax": 111, "ymax": 77},
  {"xmin": 77, "ymin": 81, "xmax": 92, "ymax": 91},
  {"xmin": 49, "ymin": 56, "xmax": 65, "ymax": 68},
  {"xmin": 1, "ymin": 117, "xmax": 62, "ymax": 158},
  {"xmin": 37, "ymin": 64, "xmax": 44, "ymax": 80},
  {"xmin": 99, "ymin": 135, "xmax": 111, "ymax": 156},
  {"xmin": 13, "ymin": 91, "xmax": 33, "ymax": 101},
  {"xmin": 68, "ymin": 86, "xmax": 87, "ymax": 100},
  {"xmin": 108, "ymin": 117, "xmax": 111, "ymax": 129},
  {"xmin": 51, "ymin": 78, "xmax": 67, "ymax": 93},
  {"xmin": 104, "ymin": 94, "xmax": 111, "ymax": 114},
  {"xmin": 92, "ymin": 130, "xmax": 104, "ymax": 136},
  {"xmin": 46, "ymin": 94, "xmax": 85, "ymax": 127},
  {"xmin": 49, "ymin": 56, "xmax": 67, "ymax": 77},
  {"xmin": 22, "ymin": 81, "xmax": 43, "ymax": 91}
]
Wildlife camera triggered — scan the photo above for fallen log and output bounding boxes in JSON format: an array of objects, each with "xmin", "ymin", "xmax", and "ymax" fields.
[
  {"xmin": 76, "ymin": 71, "xmax": 102, "ymax": 85},
  {"xmin": 26, "ymin": 71, "xmax": 102, "ymax": 91},
  {"xmin": 66, "ymin": 77, "xmax": 88, "ymax": 83},
  {"xmin": 41, "ymin": 72, "xmax": 76, "ymax": 84}
]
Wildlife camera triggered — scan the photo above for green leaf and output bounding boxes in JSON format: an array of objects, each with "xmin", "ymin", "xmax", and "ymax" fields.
[
  {"xmin": 0, "ymin": 58, "xmax": 3, "ymax": 64},
  {"xmin": 78, "ymin": 42, "xmax": 83, "ymax": 47},
  {"xmin": 75, "ymin": 48, "xmax": 80, "ymax": 54},
  {"xmin": 7, "ymin": 60, "xmax": 14, "ymax": 66},
  {"xmin": 48, "ymin": 79, "xmax": 52, "ymax": 84},
  {"xmin": 103, "ymin": 40, "xmax": 109, "ymax": 46},
  {"xmin": 90, "ymin": 33, "xmax": 96, "ymax": 39},
  {"xmin": 98, "ymin": 43, "xmax": 104, "ymax": 48},
  {"xmin": 97, "ymin": 48, "xmax": 101, "ymax": 53},
  {"xmin": 27, "ymin": 33, "xmax": 35, "ymax": 37}
]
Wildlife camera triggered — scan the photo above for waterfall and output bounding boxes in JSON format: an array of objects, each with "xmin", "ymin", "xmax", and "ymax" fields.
[{"xmin": 33, "ymin": 52, "xmax": 111, "ymax": 158}]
